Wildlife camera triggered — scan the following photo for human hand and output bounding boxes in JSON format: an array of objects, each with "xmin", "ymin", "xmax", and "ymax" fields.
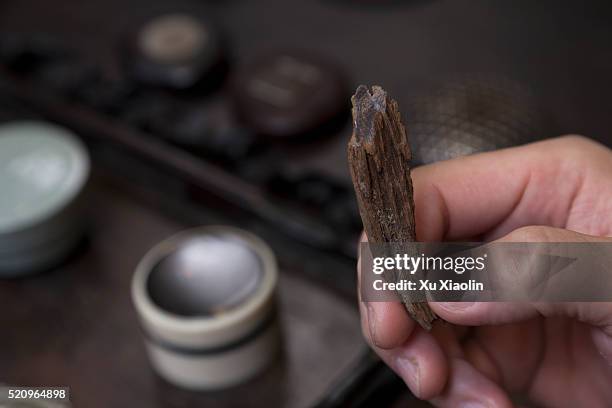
[{"xmin": 357, "ymin": 136, "xmax": 612, "ymax": 407}]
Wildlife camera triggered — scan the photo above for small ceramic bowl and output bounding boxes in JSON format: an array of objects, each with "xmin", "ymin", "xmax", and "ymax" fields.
[{"xmin": 132, "ymin": 226, "xmax": 280, "ymax": 390}]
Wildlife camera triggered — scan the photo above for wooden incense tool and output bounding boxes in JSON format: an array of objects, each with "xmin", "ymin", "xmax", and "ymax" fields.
[{"xmin": 348, "ymin": 85, "xmax": 437, "ymax": 330}]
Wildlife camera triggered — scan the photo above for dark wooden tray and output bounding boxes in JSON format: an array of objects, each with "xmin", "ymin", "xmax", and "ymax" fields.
[{"xmin": 0, "ymin": 170, "xmax": 366, "ymax": 407}]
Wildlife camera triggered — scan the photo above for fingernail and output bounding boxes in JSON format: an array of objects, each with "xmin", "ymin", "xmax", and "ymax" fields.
[
  {"xmin": 394, "ymin": 355, "xmax": 420, "ymax": 396},
  {"xmin": 366, "ymin": 302, "xmax": 378, "ymax": 345},
  {"xmin": 438, "ymin": 301, "xmax": 474, "ymax": 311}
]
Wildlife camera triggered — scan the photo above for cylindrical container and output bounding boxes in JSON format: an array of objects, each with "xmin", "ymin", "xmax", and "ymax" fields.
[
  {"xmin": 122, "ymin": 12, "xmax": 226, "ymax": 91},
  {"xmin": 0, "ymin": 121, "xmax": 89, "ymax": 277},
  {"xmin": 132, "ymin": 226, "xmax": 280, "ymax": 390}
]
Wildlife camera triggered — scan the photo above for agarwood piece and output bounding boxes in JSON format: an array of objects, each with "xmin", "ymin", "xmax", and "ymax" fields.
[{"xmin": 348, "ymin": 85, "xmax": 437, "ymax": 330}]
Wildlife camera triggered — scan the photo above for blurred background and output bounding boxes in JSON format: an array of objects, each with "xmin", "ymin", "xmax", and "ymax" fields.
[{"xmin": 0, "ymin": 0, "xmax": 611, "ymax": 407}]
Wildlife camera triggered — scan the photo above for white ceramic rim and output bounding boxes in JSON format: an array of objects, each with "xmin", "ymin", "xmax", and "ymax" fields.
[{"xmin": 132, "ymin": 226, "xmax": 278, "ymax": 338}]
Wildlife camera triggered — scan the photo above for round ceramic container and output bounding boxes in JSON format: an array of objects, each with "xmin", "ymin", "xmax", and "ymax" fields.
[
  {"xmin": 124, "ymin": 13, "xmax": 224, "ymax": 90},
  {"xmin": 0, "ymin": 121, "xmax": 89, "ymax": 277},
  {"xmin": 132, "ymin": 226, "xmax": 280, "ymax": 390}
]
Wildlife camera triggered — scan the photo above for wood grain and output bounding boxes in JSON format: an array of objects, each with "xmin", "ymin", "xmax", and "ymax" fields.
[{"xmin": 348, "ymin": 85, "xmax": 437, "ymax": 330}]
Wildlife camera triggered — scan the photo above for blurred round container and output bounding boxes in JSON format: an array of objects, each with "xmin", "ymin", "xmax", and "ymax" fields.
[
  {"xmin": 123, "ymin": 12, "xmax": 226, "ymax": 91},
  {"xmin": 132, "ymin": 226, "xmax": 280, "ymax": 390},
  {"xmin": 0, "ymin": 121, "xmax": 89, "ymax": 276}
]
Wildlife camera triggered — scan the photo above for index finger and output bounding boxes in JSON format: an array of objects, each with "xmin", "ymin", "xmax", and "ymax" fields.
[{"xmin": 411, "ymin": 135, "xmax": 600, "ymax": 241}]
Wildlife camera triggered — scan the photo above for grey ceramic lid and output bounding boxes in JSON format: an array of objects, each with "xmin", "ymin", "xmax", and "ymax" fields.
[{"xmin": 0, "ymin": 121, "xmax": 89, "ymax": 235}]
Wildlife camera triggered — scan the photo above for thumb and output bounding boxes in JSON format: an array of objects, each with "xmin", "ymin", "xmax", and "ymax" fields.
[{"xmin": 430, "ymin": 226, "xmax": 612, "ymax": 360}]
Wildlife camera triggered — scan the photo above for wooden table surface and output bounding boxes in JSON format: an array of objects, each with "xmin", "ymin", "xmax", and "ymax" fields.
[{"xmin": 0, "ymin": 172, "xmax": 365, "ymax": 407}]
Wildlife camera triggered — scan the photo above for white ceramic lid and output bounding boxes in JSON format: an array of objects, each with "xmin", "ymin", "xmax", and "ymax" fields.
[{"xmin": 0, "ymin": 121, "xmax": 89, "ymax": 235}]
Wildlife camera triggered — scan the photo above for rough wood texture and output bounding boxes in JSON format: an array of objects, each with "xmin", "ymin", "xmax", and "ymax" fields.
[{"xmin": 348, "ymin": 85, "xmax": 437, "ymax": 330}]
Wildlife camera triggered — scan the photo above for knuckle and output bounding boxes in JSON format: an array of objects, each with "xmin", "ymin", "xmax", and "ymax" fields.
[
  {"xmin": 558, "ymin": 134, "xmax": 593, "ymax": 146},
  {"xmin": 556, "ymin": 134, "xmax": 609, "ymax": 161},
  {"xmin": 506, "ymin": 225, "xmax": 552, "ymax": 242}
]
